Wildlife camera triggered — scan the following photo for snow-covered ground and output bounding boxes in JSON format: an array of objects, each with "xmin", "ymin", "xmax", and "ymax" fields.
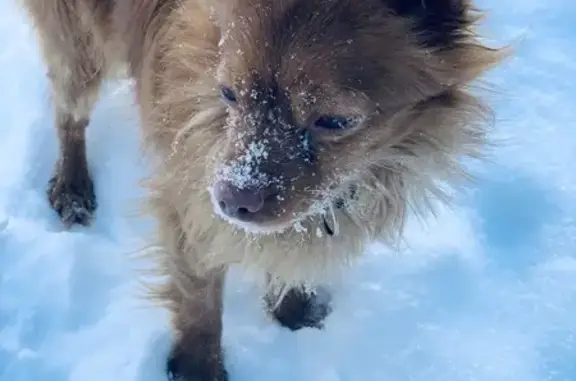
[{"xmin": 1, "ymin": 0, "xmax": 575, "ymax": 380}]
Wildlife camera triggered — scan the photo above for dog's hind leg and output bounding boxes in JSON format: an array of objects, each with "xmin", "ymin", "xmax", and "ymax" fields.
[{"xmin": 22, "ymin": 0, "xmax": 106, "ymax": 227}]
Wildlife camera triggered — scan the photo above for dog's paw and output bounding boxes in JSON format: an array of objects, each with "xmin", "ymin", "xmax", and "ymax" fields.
[
  {"xmin": 266, "ymin": 286, "xmax": 333, "ymax": 331},
  {"xmin": 167, "ymin": 339, "xmax": 228, "ymax": 381},
  {"xmin": 47, "ymin": 171, "xmax": 96, "ymax": 228}
]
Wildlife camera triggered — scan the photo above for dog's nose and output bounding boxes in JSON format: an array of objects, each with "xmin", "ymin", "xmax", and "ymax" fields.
[{"xmin": 213, "ymin": 180, "xmax": 266, "ymax": 219}]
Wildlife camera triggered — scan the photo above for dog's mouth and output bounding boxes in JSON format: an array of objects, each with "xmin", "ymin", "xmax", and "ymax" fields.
[
  {"xmin": 208, "ymin": 186, "xmax": 311, "ymax": 235},
  {"xmin": 209, "ymin": 182, "xmax": 358, "ymax": 236}
]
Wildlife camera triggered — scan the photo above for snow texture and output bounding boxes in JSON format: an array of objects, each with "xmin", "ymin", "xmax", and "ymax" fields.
[{"xmin": 2, "ymin": 0, "xmax": 576, "ymax": 380}]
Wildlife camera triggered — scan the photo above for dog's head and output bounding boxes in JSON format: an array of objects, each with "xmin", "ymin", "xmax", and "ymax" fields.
[{"xmin": 203, "ymin": 0, "xmax": 502, "ymax": 234}]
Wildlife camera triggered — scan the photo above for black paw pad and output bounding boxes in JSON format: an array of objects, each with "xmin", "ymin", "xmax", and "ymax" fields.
[
  {"xmin": 167, "ymin": 343, "xmax": 228, "ymax": 381},
  {"xmin": 267, "ymin": 286, "xmax": 333, "ymax": 331},
  {"xmin": 47, "ymin": 174, "xmax": 96, "ymax": 228}
]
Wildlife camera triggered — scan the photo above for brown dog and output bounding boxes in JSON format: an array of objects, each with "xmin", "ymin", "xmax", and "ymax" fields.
[{"xmin": 20, "ymin": 0, "xmax": 505, "ymax": 380}]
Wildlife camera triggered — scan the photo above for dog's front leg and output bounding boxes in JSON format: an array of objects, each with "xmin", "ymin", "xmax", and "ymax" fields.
[
  {"xmin": 166, "ymin": 266, "xmax": 228, "ymax": 381},
  {"xmin": 155, "ymin": 205, "xmax": 228, "ymax": 381}
]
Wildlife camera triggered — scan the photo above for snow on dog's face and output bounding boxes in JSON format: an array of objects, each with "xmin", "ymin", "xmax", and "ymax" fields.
[{"xmin": 207, "ymin": 0, "xmax": 502, "ymax": 234}]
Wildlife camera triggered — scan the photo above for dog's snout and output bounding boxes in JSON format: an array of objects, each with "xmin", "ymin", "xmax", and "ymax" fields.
[{"xmin": 214, "ymin": 180, "xmax": 276, "ymax": 220}]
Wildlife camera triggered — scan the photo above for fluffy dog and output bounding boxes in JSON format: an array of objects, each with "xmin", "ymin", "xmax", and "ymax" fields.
[{"xmin": 20, "ymin": 0, "xmax": 505, "ymax": 380}]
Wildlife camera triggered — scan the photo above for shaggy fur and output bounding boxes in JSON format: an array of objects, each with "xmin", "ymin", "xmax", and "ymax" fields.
[{"xmin": 20, "ymin": 0, "xmax": 506, "ymax": 380}]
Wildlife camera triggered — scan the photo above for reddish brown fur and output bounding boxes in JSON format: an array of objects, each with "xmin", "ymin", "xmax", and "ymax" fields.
[{"xmin": 20, "ymin": 0, "xmax": 506, "ymax": 380}]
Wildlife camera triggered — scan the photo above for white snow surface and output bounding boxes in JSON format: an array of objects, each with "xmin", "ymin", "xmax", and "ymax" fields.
[{"xmin": 2, "ymin": 0, "xmax": 576, "ymax": 380}]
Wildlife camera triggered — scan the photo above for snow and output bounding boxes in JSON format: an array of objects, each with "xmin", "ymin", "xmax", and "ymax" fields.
[{"xmin": 1, "ymin": 0, "xmax": 576, "ymax": 380}]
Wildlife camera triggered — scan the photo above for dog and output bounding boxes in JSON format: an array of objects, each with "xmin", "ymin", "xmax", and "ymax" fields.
[{"xmin": 20, "ymin": 0, "xmax": 505, "ymax": 380}]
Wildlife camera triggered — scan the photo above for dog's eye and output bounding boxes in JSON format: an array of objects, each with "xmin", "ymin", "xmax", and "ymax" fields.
[
  {"xmin": 220, "ymin": 86, "xmax": 237, "ymax": 104},
  {"xmin": 314, "ymin": 115, "xmax": 359, "ymax": 130}
]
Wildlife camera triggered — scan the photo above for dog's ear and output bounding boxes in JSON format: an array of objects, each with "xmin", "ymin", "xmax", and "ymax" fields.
[{"xmin": 381, "ymin": 0, "xmax": 474, "ymax": 48}]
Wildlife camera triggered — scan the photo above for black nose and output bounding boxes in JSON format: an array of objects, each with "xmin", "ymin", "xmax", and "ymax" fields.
[{"xmin": 213, "ymin": 180, "xmax": 268, "ymax": 219}]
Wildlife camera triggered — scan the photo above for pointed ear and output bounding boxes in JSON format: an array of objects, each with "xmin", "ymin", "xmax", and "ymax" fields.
[{"xmin": 382, "ymin": 0, "xmax": 474, "ymax": 48}]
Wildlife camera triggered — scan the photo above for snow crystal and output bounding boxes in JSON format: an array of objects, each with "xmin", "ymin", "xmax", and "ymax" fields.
[
  {"xmin": 217, "ymin": 139, "xmax": 273, "ymax": 189},
  {"xmin": 292, "ymin": 220, "xmax": 307, "ymax": 233}
]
